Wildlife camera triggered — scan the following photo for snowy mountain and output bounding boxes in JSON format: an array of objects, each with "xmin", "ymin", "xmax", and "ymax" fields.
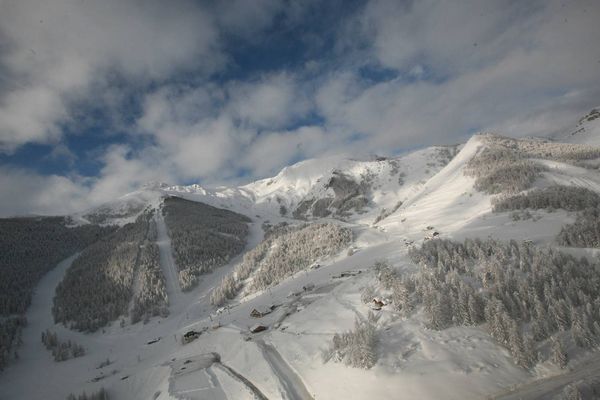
[
  {"xmin": 1, "ymin": 109, "xmax": 600, "ymax": 400},
  {"xmin": 80, "ymin": 144, "xmax": 460, "ymax": 227},
  {"xmin": 556, "ymin": 107, "xmax": 600, "ymax": 146}
]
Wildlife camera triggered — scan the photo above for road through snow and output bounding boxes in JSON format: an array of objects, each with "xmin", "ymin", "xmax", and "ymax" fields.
[{"xmin": 255, "ymin": 339, "xmax": 314, "ymax": 400}]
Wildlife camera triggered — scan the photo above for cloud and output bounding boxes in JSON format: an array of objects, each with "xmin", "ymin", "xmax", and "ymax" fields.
[
  {"xmin": 241, "ymin": 125, "xmax": 331, "ymax": 177},
  {"xmin": 0, "ymin": 86, "xmax": 68, "ymax": 148},
  {"xmin": 85, "ymin": 145, "xmax": 174, "ymax": 205},
  {"xmin": 0, "ymin": 0, "xmax": 222, "ymax": 152},
  {"xmin": 136, "ymin": 85, "xmax": 244, "ymax": 181},
  {"xmin": 134, "ymin": 73, "xmax": 312, "ymax": 182},
  {"xmin": 0, "ymin": 144, "xmax": 171, "ymax": 217},
  {"xmin": 360, "ymin": 0, "xmax": 535, "ymax": 76},
  {"xmin": 0, "ymin": 167, "xmax": 90, "ymax": 217},
  {"xmin": 314, "ymin": 0, "xmax": 600, "ymax": 149},
  {"xmin": 227, "ymin": 73, "xmax": 310, "ymax": 129},
  {"xmin": 1, "ymin": 0, "xmax": 599, "ymax": 217},
  {"xmin": 46, "ymin": 143, "xmax": 77, "ymax": 166}
]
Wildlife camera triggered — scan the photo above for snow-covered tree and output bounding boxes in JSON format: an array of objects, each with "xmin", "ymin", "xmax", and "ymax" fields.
[
  {"xmin": 324, "ymin": 316, "xmax": 378, "ymax": 369},
  {"xmin": 163, "ymin": 196, "xmax": 250, "ymax": 291},
  {"xmin": 551, "ymin": 336, "xmax": 568, "ymax": 369},
  {"xmin": 211, "ymin": 223, "xmax": 352, "ymax": 305}
]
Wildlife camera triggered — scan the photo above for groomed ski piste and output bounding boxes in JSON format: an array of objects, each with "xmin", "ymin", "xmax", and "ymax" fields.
[{"xmin": 2, "ymin": 120, "xmax": 600, "ymax": 399}]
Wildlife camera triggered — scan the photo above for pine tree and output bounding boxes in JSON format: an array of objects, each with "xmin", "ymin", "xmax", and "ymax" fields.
[
  {"xmin": 563, "ymin": 384, "xmax": 583, "ymax": 400},
  {"xmin": 531, "ymin": 318, "xmax": 548, "ymax": 342},
  {"xmin": 428, "ymin": 290, "xmax": 451, "ymax": 330},
  {"xmin": 572, "ymin": 311, "xmax": 593, "ymax": 348},
  {"xmin": 392, "ymin": 282, "xmax": 412, "ymax": 316},
  {"xmin": 467, "ymin": 293, "xmax": 484, "ymax": 324},
  {"xmin": 508, "ymin": 320, "xmax": 526, "ymax": 367},
  {"xmin": 551, "ymin": 336, "xmax": 568, "ymax": 369},
  {"xmin": 522, "ymin": 335, "xmax": 537, "ymax": 368}
]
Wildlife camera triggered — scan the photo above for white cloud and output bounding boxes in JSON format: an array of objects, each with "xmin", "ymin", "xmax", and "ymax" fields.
[
  {"xmin": 0, "ymin": 0, "xmax": 222, "ymax": 152},
  {"xmin": 241, "ymin": 126, "xmax": 332, "ymax": 177},
  {"xmin": 0, "ymin": 86, "xmax": 68, "ymax": 148},
  {"xmin": 85, "ymin": 145, "xmax": 174, "ymax": 205},
  {"xmin": 134, "ymin": 74, "xmax": 312, "ymax": 182},
  {"xmin": 361, "ymin": 0, "xmax": 535, "ymax": 75},
  {"xmin": 1, "ymin": 0, "xmax": 599, "ymax": 217},
  {"xmin": 228, "ymin": 73, "xmax": 310, "ymax": 129},
  {"xmin": 314, "ymin": 0, "xmax": 600, "ymax": 149},
  {"xmin": 0, "ymin": 167, "xmax": 90, "ymax": 217}
]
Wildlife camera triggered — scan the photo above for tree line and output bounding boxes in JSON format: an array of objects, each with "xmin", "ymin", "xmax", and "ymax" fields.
[
  {"xmin": 323, "ymin": 311, "xmax": 379, "ymax": 369},
  {"xmin": 465, "ymin": 134, "xmax": 600, "ymax": 195},
  {"xmin": 558, "ymin": 206, "xmax": 600, "ymax": 248},
  {"xmin": 66, "ymin": 388, "xmax": 109, "ymax": 400},
  {"xmin": 366, "ymin": 238, "xmax": 600, "ymax": 369},
  {"xmin": 0, "ymin": 217, "xmax": 114, "ymax": 316},
  {"xmin": 490, "ymin": 184, "xmax": 600, "ymax": 249},
  {"xmin": 41, "ymin": 329, "xmax": 85, "ymax": 362},
  {"xmin": 52, "ymin": 211, "xmax": 160, "ymax": 331},
  {"xmin": 465, "ymin": 146, "xmax": 546, "ymax": 194},
  {"xmin": 162, "ymin": 196, "xmax": 250, "ymax": 291},
  {"xmin": 0, "ymin": 316, "xmax": 26, "ymax": 371},
  {"xmin": 130, "ymin": 220, "xmax": 169, "ymax": 324},
  {"xmin": 0, "ymin": 216, "xmax": 113, "ymax": 371},
  {"xmin": 211, "ymin": 222, "xmax": 352, "ymax": 306},
  {"xmin": 492, "ymin": 185, "xmax": 600, "ymax": 212}
]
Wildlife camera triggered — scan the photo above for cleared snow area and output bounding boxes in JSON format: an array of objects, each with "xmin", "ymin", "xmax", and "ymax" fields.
[{"xmin": 1, "ymin": 133, "xmax": 600, "ymax": 399}]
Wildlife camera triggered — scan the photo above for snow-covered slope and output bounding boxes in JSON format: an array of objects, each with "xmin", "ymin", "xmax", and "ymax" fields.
[
  {"xmin": 76, "ymin": 183, "xmax": 166, "ymax": 226},
  {"xmin": 81, "ymin": 145, "xmax": 459, "ymax": 226},
  {"xmin": 379, "ymin": 135, "xmax": 490, "ymax": 237},
  {"xmin": 2, "ymin": 122, "xmax": 600, "ymax": 400},
  {"xmin": 556, "ymin": 107, "xmax": 600, "ymax": 146},
  {"xmin": 166, "ymin": 146, "xmax": 460, "ymax": 225}
]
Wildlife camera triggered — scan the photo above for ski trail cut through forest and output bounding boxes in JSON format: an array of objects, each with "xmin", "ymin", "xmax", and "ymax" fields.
[
  {"xmin": 0, "ymin": 254, "xmax": 79, "ymax": 399},
  {"xmin": 156, "ymin": 207, "xmax": 182, "ymax": 307},
  {"xmin": 255, "ymin": 339, "xmax": 314, "ymax": 400}
]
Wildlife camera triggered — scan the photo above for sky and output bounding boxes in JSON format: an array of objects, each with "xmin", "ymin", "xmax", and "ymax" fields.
[{"xmin": 0, "ymin": 0, "xmax": 599, "ymax": 217}]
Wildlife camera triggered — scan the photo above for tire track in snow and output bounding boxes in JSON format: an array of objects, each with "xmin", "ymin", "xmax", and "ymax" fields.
[{"xmin": 255, "ymin": 339, "xmax": 314, "ymax": 400}]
